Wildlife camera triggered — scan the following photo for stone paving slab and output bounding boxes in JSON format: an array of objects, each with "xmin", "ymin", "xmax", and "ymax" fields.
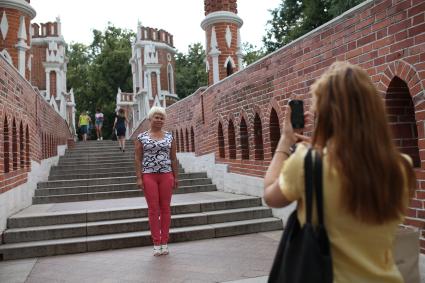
[{"xmin": 0, "ymin": 231, "xmax": 282, "ymax": 283}]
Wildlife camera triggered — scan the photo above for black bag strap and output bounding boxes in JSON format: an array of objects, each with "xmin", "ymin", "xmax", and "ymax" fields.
[
  {"xmin": 304, "ymin": 149, "xmax": 325, "ymax": 226},
  {"xmin": 304, "ymin": 149, "xmax": 314, "ymax": 224},
  {"xmin": 314, "ymin": 151, "xmax": 325, "ymax": 226}
]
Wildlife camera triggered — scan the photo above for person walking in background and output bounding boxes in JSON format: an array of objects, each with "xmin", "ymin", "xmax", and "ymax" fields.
[
  {"xmin": 263, "ymin": 62, "xmax": 415, "ymax": 282},
  {"xmin": 95, "ymin": 108, "xmax": 104, "ymax": 141},
  {"xmin": 134, "ymin": 106, "xmax": 178, "ymax": 256},
  {"xmin": 113, "ymin": 108, "xmax": 128, "ymax": 151},
  {"xmin": 78, "ymin": 111, "xmax": 91, "ymax": 142}
]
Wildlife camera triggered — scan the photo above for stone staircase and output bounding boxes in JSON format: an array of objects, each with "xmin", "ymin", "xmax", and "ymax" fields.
[{"xmin": 0, "ymin": 141, "xmax": 283, "ymax": 260}]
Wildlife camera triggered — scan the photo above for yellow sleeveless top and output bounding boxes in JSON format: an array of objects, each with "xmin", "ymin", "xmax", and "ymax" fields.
[{"xmin": 279, "ymin": 143, "xmax": 407, "ymax": 283}]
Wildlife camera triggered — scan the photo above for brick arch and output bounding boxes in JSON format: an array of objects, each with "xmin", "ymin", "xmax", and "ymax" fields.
[
  {"xmin": 265, "ymin": 98, "xmax": 284, "ymax": 128},
  {"xmin": 253, "ymin": 112, "xmax": 264, "ymax": 160},
  {"xmin": 175, "ymin": 129, "xmax": 180, "ymax": 152},
  {"xmin": 185, "ymin": 128, "xmax": 190, "ymax": 152},
  {"xmin": 269, "ymin": 108, "xmax": 281, "ymax": 156},
  {"xmin": 190, "ymin": 127, "xmax": 195, "ymax": 152},
  {"xmin": 237, "ymin": 109, "xmax": 250, "ymax": 160},
  {"xmin": 265, "ymin": 99, "xmax": 284, "ymax": 157},
  {"xmin": 385, "ymin": 76, "xmax": 421, "ymax": 168},
  {"xmin": 3, "ymin": 115, "xmax": 10, "ymax": 173},
  {"xmin": 227, "ymin": 118, "xmax": 236, "ymax": 159},
  {"xmin": 180, "ymin": 128, "xmax": 185, "ymax": 152},
  {"xmin": 377, "ymin": 60, "xmax": 424, "ymax": 102},
  {"xmin": 25, "ymin": 124, "xmax": 30, "ymax": 168},
  {"xmin": 12, "ymin": 119, "xmax": 17, "ymax": 170},
  {"xmin": 217, "ymin": 120, "xmax": 225, "ymax": 158},
  {"xmin": 19, "ymin": 121, "xmax": 24, "ymax": 168}
]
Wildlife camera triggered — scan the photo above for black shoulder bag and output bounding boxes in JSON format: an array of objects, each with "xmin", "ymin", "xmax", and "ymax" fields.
[{"xmin": 268, "ymin": 149, "xmax": 333, "ymax": 283}]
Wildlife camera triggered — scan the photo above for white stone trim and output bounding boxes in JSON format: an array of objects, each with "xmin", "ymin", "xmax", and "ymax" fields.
[
  {"xmin": 0, "ymin": 11, "xmax": 8, "ymax": 40},
  {"xmin": 135, "ymin": 40, "xmax": 176, "ymax": 53},
  {"xmin": 201, "ymin": 11, "xmax": 243, "ymax": 30},
  {"xmin": 167, "ymin": 63, "xmax": 175, "ymax": 94},
  {"xmin": 31, "ymin": 36, "xmax": 65, "ymax": 46},
  {"xmin": 225, "ymin": 25, "xmax": 232, "ymax": 48},
  {"xmin": 210, "ymin": 26, "xmax": 218, "ymax": 51},
  {"xmin": 0, "ymin": 0, "xmax": 36, "ymax": 18},
  {"xmin": 223, "ymin": 56, "xmax": 236, "ymax": 68}
]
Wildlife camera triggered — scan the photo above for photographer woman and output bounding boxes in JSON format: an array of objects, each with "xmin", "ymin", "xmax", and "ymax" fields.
[{"xmin": 264, "ymin": 62, "xmax": 415, "ymax": 282}]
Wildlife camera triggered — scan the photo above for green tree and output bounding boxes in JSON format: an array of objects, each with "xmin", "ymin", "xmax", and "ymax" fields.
[
  {"xmin": 263, "ymin": 0, "xmax": 304, "ymax": 52},
  {"xmin": 175, "ymin": 43, "xmax": 208, "ymax": 99},
  {"xmin": 327, "ymin": 0, "xmax": 364, "ymax": 17},
  {"xmin": 242, "ymin": 42, "xmax": 266, "ymax": 66},
  {"xmin": 263, "ymin": 0, "xmax": 365, "ymax": 53},
  {"xmin": 67, "ymin": 24, "xmax": 135, "ymax": 139},
  {"xmin": 67, "ymin": 42, "xmax": 91, "ymax": 114}
]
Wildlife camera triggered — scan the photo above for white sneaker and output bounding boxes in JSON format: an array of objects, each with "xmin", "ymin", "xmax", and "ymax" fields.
[
  {"xmin": 153, "ymin": 245, "xmax": 161, "ymax": 256},
  {"xmin": 100, "ymin": 137, "xmax": 103, "ymax": 140},
  {"xmin": 161, "ymin": 244, "xmax": 169, "ymax": 255},
  {"xmin": 97, "ymin": 138, "xmax": 99, "ymax": 141}
]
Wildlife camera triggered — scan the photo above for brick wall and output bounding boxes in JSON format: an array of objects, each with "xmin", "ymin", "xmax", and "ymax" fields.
[
  {"xmin": 0, "ymin": 57, "xmax": 72, "ymax": 194},
  {"xmin": 31, "ymin": 45, "xmax": 46, "ymax": 90},
  {"xmin": 50, "ymin": 71, "xmax": 56, "ymax": 98},
  {"xmin": 204, "ymin": 0, "xmax": 237, "ymax": 15},
  {"xmin": 132, "ymin": 0, "xmax": 425, "ymax": 251}
]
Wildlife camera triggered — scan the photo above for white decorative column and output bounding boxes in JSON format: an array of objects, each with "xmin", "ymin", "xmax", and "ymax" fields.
[
  {"xmin": 136, "ymin": 47, "xmax": 143, "ymax": 90},
  {"xmin": 45, "ymin": 69, "xmax": 51, "ymax": 100},
  {"xmin": 236, "ymin": 28, "xmax": 244, "ymax": 70},
  {"xmin": 210, "ymin": 49, "xmax": 220, "ymax": 84},
  {"xmin": 147, "ymin": 71, "xmax": 152, "ymax": 100},
  {"xmin": 209, "ymin": 26, "xmax": 220, "ymax": 84},
  {"xmin": 16, "ymin": 16, "xmax": 28, "ymax": 76}
]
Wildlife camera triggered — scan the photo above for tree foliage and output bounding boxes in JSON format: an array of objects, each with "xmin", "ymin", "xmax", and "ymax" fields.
[
  {"xmin": 263, "ymin": 0, "xmax": 365, "ymax": 53},
  {"xmin": 175, "ymin": 43, "xmax": 208, "ymax": 99},
  {"xmin": 242, "ymin": 42, "xmax": 266, "ymax": 66},
  {"xmin": 67, "ymin": 24, "xmax": 134, "ymax": 139}
]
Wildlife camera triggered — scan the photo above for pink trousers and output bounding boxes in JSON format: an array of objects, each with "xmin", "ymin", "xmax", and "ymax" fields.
[{"xmin": 142, "ymin": 172, "xmax": 174, "ymax": 245}]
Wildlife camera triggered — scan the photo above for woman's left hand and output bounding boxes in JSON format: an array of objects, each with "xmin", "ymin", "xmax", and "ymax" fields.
[
  {"xmin": 280, "ymin": 105, "xmax": 298, "ymax": 148},
  {"xmin": 174, "ymin": 178, "xmax": 178, "ymax": 190}
]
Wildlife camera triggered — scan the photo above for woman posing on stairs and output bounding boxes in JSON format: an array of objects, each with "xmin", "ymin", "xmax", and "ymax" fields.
[{"xmin": 134, "ymin": 106, "xmax": 178, "ymax": 256}]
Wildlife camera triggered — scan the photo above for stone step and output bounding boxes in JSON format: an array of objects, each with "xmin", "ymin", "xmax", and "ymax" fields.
[
  {"xmin": 38, "ymin": 173, "xmax": 206, "ymax": 189},
  {"xmin": 52, "ymin": 162, "xmax": 184, "ymax": 172},
  {"xmin": 33, "ymin": 184, "xmax": 217, "ymax": 204},
  {"xmin": 8, "ymin": 196, "xmax": 263, "ymax": 228},
  {"xmin": 36, "ymin": 178, "xmax": 212, "ymax": 196},
  {"xmin": 59, "ymin": 153, "xmax": 135, "ymax": 162},
  {"xmin": 48, "ymin": 169, "xmax": 185, "ymax": 181},
  {"xmin": 67, "ymin": 147, "xmax": 136, "ymax": 153},
  {"xmin": 0, "ymin": 218, "xmax": 282, "ymax": 260},
  {"xmin": 63, "ymin": 148, "xmax": 135, "ymax": 156},
  {"xmin": 72, "ymin": 141, "xmax": 132, "ymax": 146},
  {"xmin": 50, "ymin": 166, "xmax": 138, "ymax": 176},
  {"xmin": 4, "ymin": 207, "xmax": 272, "ymax": 243}
]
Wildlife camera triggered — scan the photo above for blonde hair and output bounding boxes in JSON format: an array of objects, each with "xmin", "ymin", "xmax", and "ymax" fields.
[
  {"xmin": 148, "ymin": 106, "xmax": 167, "ymax": 119},
  {"xmin": 311, "ymin": 61, "xmax": 415, "ymax": 224}
]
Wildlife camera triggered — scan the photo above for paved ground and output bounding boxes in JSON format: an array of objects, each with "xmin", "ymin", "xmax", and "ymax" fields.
[{"xmin": 0, "ymin": 231, "xmax": 281, "ymax": 283}]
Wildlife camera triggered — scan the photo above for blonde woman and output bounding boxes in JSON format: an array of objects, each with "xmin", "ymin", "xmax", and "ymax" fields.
[
  {"xmin": 264, "ymin": 62, "xmax": 415, "ymax": 282},
  {"xmin": 134, "ymin": 106, "xmax": 178, "ymax": 256}
]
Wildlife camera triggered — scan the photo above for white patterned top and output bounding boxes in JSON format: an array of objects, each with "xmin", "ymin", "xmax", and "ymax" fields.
[{"xmin": 137, "ymin": 131, "xmax": 173, "ymax": 173}]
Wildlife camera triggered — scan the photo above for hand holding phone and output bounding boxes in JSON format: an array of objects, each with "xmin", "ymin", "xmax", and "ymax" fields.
[{"xmin": 289, "ymin": 100, "xmax": 304, "ymax": 129}]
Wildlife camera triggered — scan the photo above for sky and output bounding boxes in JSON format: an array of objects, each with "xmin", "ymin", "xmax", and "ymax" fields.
[{"xmin": 31, "ymin": 0, "xmax": 281, "ymax": 52}]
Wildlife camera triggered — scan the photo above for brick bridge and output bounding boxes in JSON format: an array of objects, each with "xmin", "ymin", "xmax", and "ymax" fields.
[{"xmin": 0, "ymin": 0, "xmax": 425, "ymax": 262}]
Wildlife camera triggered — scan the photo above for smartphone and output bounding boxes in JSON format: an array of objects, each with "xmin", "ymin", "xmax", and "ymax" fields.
[{"xmin": 289, "ymin": 100, "xmax": 304, "ymax": 129}]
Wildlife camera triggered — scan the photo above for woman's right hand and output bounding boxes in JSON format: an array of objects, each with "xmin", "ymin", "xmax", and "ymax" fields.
[{"xmin": 137, "ymin": 177, "xmax": 143, "ymax": 190}]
